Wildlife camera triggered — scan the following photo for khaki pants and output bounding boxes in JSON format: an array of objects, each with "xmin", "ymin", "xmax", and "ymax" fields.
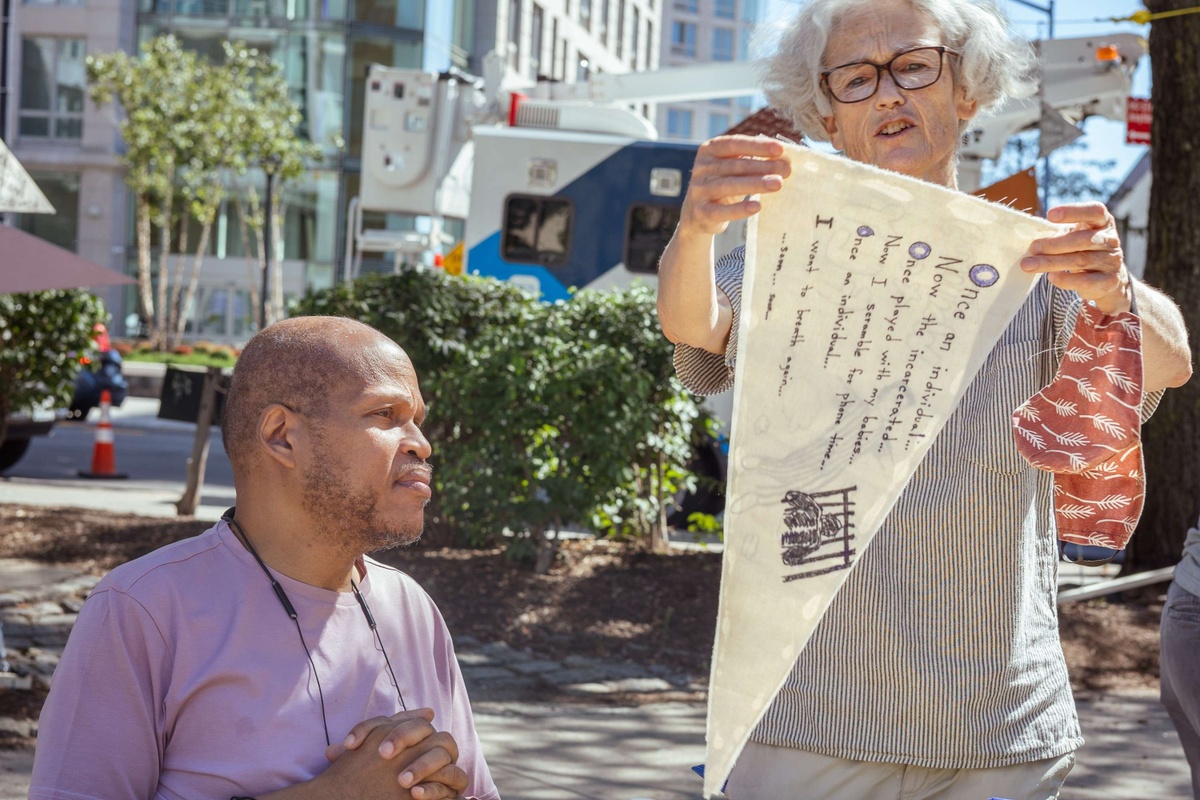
[{"xmin": 726, "ymin": 741, "xmax": 1075, "ymax": 800}]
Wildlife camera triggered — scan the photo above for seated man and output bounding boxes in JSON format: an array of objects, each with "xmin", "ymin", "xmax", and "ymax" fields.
[{"xmin": 31, "ymin": 316, "xmax": 499, "ymax": 800}]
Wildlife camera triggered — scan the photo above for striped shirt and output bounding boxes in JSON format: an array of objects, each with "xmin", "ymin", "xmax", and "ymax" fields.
[{"xmin": 675, "ymin": 246, "xmax": 1152, "ymax": 769}]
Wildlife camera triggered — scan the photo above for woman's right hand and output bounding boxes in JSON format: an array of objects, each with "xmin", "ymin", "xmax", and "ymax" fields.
[{"xmin": 677, "ymin": 135, "xmax": 792, "ymax": 237}]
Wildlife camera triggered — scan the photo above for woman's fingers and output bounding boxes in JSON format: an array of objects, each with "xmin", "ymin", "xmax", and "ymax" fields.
[
  {"xmin": 1045, "ymin": 267, "xmax": 1126, "ymax": 300},
  {"xmin": 1031, "ymin": 226, "xmax": 1120, "ymax": 256},
  {"xmin": 679, "ymin": 135, "xmax": 792, "ymax": 235},
  {"xmin": 686, "ymin": 198, "xmax": 764, "ymax": 232},
  {"xmin": 1047, "ymin": 201, "xmax": 1111, "ymax": 227},
  {"xmin": 700, "ymin": 134, "xmax": 786, "ymax": 159},
  {"xmin": 1021, "ymin": 249, "xmax": 1123, "ymax": 276},
  {"xmin": 695, "ymin": 173, "xmax": 784, "ymax": 198}
]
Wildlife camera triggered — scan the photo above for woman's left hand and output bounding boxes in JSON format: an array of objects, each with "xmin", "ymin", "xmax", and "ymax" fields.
[{"xmin": 1021, "ymin": 201, "xmax": 1133, "ymax": 314}]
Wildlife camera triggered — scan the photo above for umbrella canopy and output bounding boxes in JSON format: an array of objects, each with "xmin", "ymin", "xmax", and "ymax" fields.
[{"xmin": 0, "ymin": 225, "xmax": 135, "ymax": 294}]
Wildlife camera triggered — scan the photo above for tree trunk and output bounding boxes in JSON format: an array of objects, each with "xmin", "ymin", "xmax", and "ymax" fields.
[
  {"xmin": 654, "ymin": 450, "xmax": 670, "ymax": 553},
  {"xmin": 176, "ymin": 217, "xmax": 215, "ymax": 340},
  {"xmin": 135, "ymin": 196, "xmax": 155, "ymax": 333},
  {"xmin": 154, "ymin": 179, "xmax": 175, "ymax": 349},
  {"xmin": 166, "ymin": 219, "xmax": 190, "ymax": 349},
  {"xmin": 1129, "ymin": 0, "xmax": 1200, "ymax": 571},
  {"xmin": 234, "ymin": 196, "xmax": 261, "ymax": 318},
  {"xmin": 0, "ymin": 370, "xmax": 11, "ymax": 449},
  {"xmin": 534, "ymin": 519, "xmax": 561, "ymax": 575},
  {"xmin": 244, "ymin": 187, "xmax": 268, "ymax": 327}
]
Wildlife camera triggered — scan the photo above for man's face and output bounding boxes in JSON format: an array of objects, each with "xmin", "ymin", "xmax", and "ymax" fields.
[
  {"xmin": 820, "ymin": 5, "xmax": 977, "ymax": 187},
  {"xmin": 298, "ymin": 339, "xmax": 433, "ymax": 554}
]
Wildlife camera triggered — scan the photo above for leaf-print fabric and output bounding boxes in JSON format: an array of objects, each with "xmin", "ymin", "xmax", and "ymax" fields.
[{"xmin": 1011, "ymin": 303, "xmax": 1145, "ymax": 551}]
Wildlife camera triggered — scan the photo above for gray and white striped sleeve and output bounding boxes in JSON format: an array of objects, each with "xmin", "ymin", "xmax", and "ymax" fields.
[
  {"xmin": 1049, "ymin": 279, "xmax": 1162, "ymax": 421},
  {"xmin": 671, "ymin": 246, "xmax": 747, "ymax": 397}
]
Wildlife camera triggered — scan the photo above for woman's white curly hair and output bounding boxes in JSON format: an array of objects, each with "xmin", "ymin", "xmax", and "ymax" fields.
[{"xmin": 761, "ymin": 0, "xmax": 1039, "ymax": 143}]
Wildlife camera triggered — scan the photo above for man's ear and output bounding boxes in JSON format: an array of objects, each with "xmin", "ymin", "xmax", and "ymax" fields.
[
  {"xmin": 822, "ymin": 114, "xmax": 844, "ymax": 151},
  {"xmin": 257, "ymin": 404, "xmax": 301, "ymax": 470}
]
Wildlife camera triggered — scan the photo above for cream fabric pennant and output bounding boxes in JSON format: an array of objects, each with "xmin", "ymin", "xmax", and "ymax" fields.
[{"xmin": 703, "ymin": 144, "xmax": 1059, "ymax": 798}]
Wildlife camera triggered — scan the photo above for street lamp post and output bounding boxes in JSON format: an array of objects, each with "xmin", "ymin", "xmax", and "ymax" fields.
[{"xmin": 1011, "ymin": 0, "xmax": 1056, "ymax": 215}]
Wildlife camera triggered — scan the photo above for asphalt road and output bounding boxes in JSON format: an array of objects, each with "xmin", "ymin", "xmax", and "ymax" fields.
[
  {"xmin": 0, "ymin": 399, "xmax": 234, "ymax": 519},
  {"xmin": 8, "ymin": 421, "xmax": 234, "ymax": 488}
]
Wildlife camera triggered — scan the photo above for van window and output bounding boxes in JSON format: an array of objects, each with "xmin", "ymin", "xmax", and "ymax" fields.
[
  {"xmin": 502, "ymin": 194, "xmax": 574, "ymax": 267},
  {"xmin": 625, "ymin": 203, "xmax": 681, "ymax": 274}
]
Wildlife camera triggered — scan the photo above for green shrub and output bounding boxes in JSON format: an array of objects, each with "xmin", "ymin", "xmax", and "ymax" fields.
[
  {"xmin": 0, "ymin": 290, "xmax": 107, "ymax": 448},
  {"xmin": 294, "ymin": 272, "xmax": 709, "ymax": 567}
]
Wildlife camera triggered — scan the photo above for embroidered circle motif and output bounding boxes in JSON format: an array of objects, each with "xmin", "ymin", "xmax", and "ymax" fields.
[
  {"xmin": 970, "ymin": 263, "xmax": 1000, "ymax": 287},
  {"xmin": 908, "ymin": 242, "xmax": 931, "ymax": 260}
]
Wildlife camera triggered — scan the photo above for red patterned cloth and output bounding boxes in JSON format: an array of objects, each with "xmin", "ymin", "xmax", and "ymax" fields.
[{"xmin": 1011, "ymin": 303, "xmax": 1145, "ymax": 550}]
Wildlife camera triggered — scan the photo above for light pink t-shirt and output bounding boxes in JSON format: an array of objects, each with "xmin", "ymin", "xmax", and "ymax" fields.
[{"xmin": 30, "ymin": 520, "xmax": 500, "ymax": 800}]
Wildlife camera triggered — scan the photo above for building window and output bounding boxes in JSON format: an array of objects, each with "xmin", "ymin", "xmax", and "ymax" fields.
[
  {"xmin": 599, "ymin": 0, "xmax": 610, "ymax": 45},
  {"xmin": 666, "ymin": 108, "xmax": 692, "ymax": 139},
  {"xmin": 714, "ymin": 0, "xmax": 735, "ymax": 18},
  {"xmin": 16, "ymin": 172, "xmax": 80, "ymax": 251},
  {"xmin": 713, "ymin": 27, "xmax": 735, "ymax": 61},
  {"xmin": 503, "ymin": 194, "xmax": 573, "ymax": 267},
  {"xmin": 646, "ymin": 20, "xmax": 654, "ymax": 67},
  {"xmin": 670, "ymin": 22, "xmax": 695, "ymax": 58},
  {"xmin": 508, "ymin": 0, "xmax": 522, "ymax": 69},
  {"xmin": 579, "ymin": 0, "xmax": 591, "ymax": 31},
  {"xmin": 672, "ymin": 0, "xmax": 697, "ymax": 11},
  {"xmin": 615, "ymin": 0, "xmax": 625, "ymax": 59},
  {"xmin": 576, "ymin": 52, "xmax": 590, "ymax": 82},
  {"xmin": 19, "ymin": 38, "xmax": 85, "ymax": 140},
  {"xmin": 625, "ymin": 203, "xmax": 681, "ymax": 274},
  {"xmin": 530, "ymin": 4, "xmax": 544, "ymax": 77},
  {"xmin": 708, "ymin": 112, "xmax": 730, "ymax": 138},
  {"xmin": 348, "ymin": 0, "xmax": 424, "ymax": 28},
  {"xmin": 630, "ymin": 6, "xmax": 640, "ymax": 68}
]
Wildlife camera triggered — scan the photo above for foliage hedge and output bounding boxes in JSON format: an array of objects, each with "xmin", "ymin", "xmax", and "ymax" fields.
[
  {"xmin": 0, "ymin": 290, "xmax": 107, "ymax": 447},
  {"xmin": 294, "ymin": 271, "xmax": 706, "ymax": 565}
]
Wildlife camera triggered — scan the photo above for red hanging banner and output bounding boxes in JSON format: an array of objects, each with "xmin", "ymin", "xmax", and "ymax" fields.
[{"xmin": 1126, "ymin": 97, "xmax": 1152, "ymax": 146}]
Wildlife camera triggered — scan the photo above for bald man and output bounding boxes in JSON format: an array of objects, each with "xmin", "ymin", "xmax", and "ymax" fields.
[{"xmin": 32, "ymin": 317, "xmax": 500, "ymax": 800}]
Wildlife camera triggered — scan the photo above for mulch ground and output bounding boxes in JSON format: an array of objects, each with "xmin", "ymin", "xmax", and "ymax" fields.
[{"xmin": 1, "ymin": 504, "xmax": 1164, "ymax": 733}]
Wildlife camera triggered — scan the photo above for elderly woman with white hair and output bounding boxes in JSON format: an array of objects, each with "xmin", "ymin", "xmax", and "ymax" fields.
[{"xmin": 657, "ymin": 0, "xmax": 1192, "ymax": 798}]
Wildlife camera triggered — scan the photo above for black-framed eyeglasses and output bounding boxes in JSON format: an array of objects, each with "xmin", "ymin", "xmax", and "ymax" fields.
[{"xmin": 821, "ymin": 46, "xmax": 957, "ymax": 104}]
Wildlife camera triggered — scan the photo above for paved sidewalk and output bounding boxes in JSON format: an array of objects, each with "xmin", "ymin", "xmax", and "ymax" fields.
[{"xmin": 0, "ymin": 557, "xmax": 1192, "ymax": 799}]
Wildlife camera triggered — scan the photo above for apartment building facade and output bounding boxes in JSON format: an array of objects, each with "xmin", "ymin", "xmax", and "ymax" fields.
[
  {"xmin": 472, "ymin": 0, "xmax": 660, "ymax": 87},
  {"xmin": 655, "ymin": 0, "xmax": 761, "ymax": 142}
]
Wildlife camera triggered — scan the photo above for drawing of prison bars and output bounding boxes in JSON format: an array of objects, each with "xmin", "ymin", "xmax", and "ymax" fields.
[{"xmin": 780, "ymin": 486, "xmax": 858, "ymax": 582}]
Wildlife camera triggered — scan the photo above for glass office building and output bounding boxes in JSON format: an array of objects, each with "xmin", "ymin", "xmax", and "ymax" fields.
[
  {"xmin": 8, "ymin": 0, "xmax": 464, "ymax": 341},
  {"xmin": 135, "ymin": 0, "xmax": 438, "ymax": 298}
]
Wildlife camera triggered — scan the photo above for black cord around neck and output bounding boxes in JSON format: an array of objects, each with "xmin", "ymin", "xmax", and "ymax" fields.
[
  {"xmin": 223, "ymin": 511, "xmax": 406, "ymax": 747},
  {"xmin": 352, "ymin": 580, "xmax": 408, "ymax": 712}
]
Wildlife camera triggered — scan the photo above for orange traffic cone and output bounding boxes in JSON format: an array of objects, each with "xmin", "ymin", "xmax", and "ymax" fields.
[{"xmin": 79, "ymin": 390, "xmax": 128, "ymax": 479}]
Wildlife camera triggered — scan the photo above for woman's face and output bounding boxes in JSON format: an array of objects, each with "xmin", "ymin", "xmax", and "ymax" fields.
[{"xmin": 819, "ymin": 5, "xmax": 977, "ymax": 188}]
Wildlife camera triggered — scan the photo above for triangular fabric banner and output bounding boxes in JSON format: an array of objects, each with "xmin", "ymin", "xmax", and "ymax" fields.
[
  {"xmin": 704, "ymin": 144, "xmax": 1059, "ymax": 798},
  {"xmin": 0, "ymin": 138, "xmax": 55, "ymax": 214}
]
